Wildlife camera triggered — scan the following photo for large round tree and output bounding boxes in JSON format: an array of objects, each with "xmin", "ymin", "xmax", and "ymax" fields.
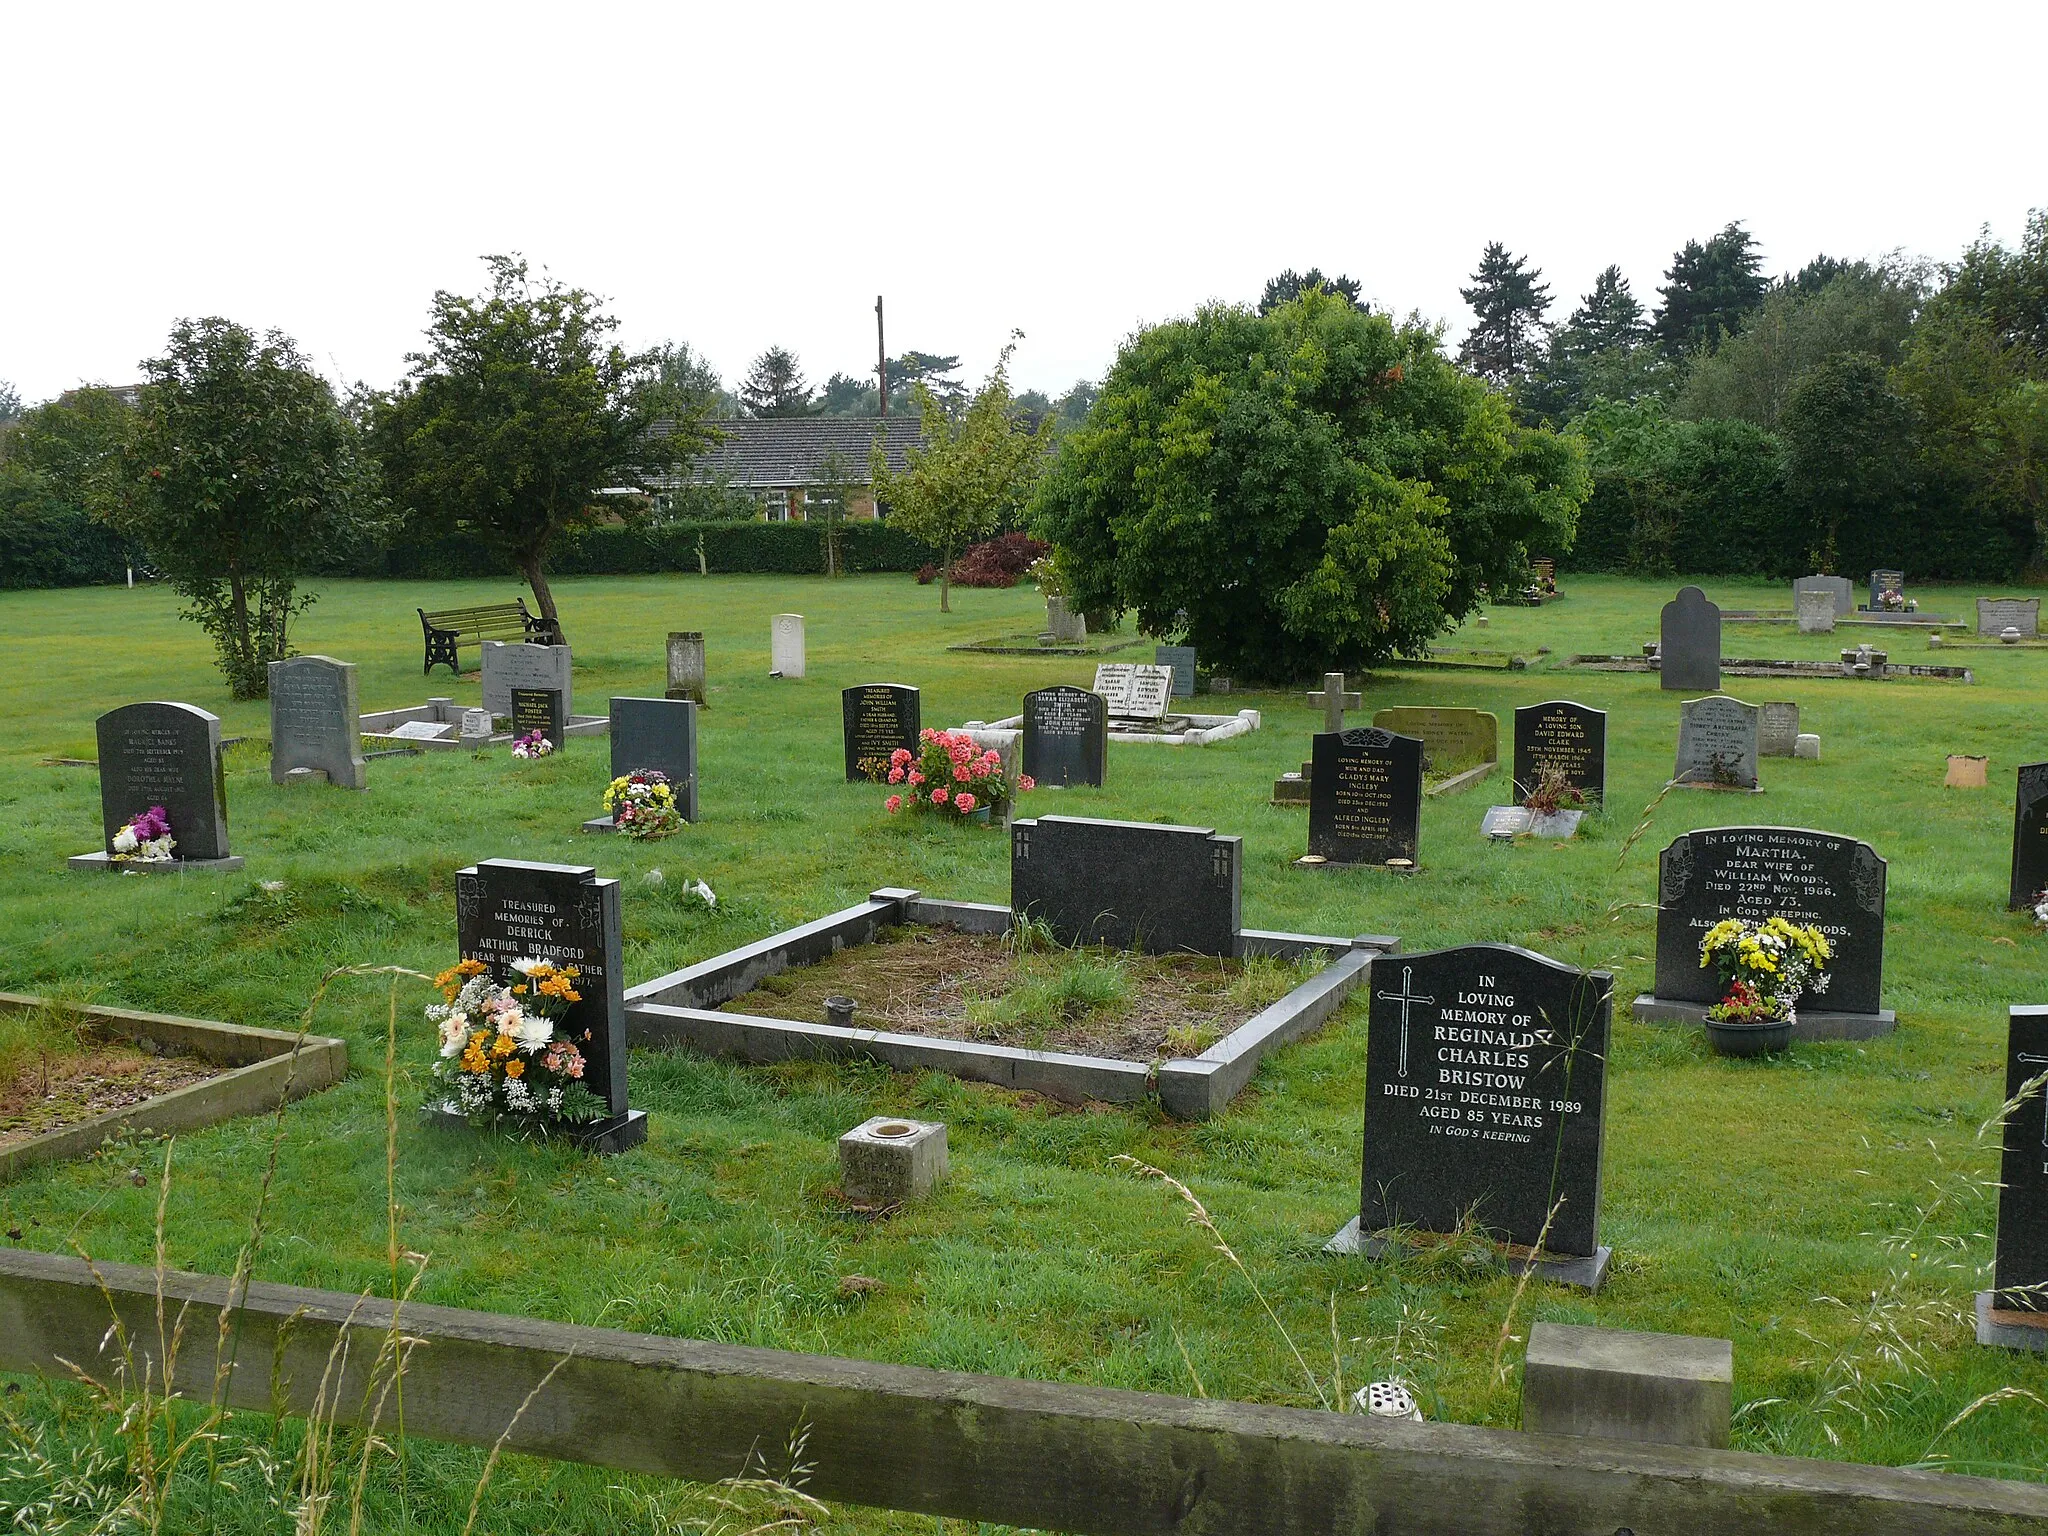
[{"xmin": 1031, "ymin": 291, "xmax": 1590, "ymax": 680}]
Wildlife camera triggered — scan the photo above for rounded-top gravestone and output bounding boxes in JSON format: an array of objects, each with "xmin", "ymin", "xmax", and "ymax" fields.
[
  {"xmin": 1659, "ymin": 587, "xmax": 1721, "ymax": 692},
  {"xmin": 91, "ymin": 701, "xmax": 234, "ymax": 864},
  {"xmin": 269, "ymin": 655, "xmax": 366, "ymax": 790}
]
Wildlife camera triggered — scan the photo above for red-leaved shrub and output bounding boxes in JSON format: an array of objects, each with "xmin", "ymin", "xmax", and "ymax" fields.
[{"xmin": 948, "ymin": 533, "xmax": 1049, "ymax": 589}]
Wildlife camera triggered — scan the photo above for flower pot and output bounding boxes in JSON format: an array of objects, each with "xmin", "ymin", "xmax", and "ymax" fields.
[
  {"xmin": 965, "ymin": 806, "xmax": 992, "ymax": 826},
  {"xmin": 1703, "ymin": 1016, "xmax": 1794, "ymax": 1057}
]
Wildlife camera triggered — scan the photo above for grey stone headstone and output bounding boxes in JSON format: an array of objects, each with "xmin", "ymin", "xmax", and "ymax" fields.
[
  {"xmin": 1011, "ymin": 814, "xmax": 1239, "ymax": 956},
  {"xmin": 1979, "ymin": 598, "xmax": 2041, "ymax": 638},
  {"xmin": 1993, "ymin": 1006, "xmax": 2048, "ymax": 1315},
  {"xmin": 1795, "ymin": 589, "xmax": 1837, "ymax": 634},
  {"xmin": 95, "ymin": 701, "xmax": 231, "ymax": 862},
  {"xmin": 482, "ymin": 641, "xmax": 572, "ymax": 718},
  {"xmin": 1675, "ymin": 695, "xmax": 1760, "ymax": 790},
  {"xmin": 1044, "ymin": 596, "xmax": 1086, "ymax": 644},
  {"xmin": 841, "ymin": 684, "xmax": 920, "ymax": 783},
  {"xmin": 1652, "ymin": 827, "xmax": 1887, "ymax": 1015},
  {"xmin": 1022, "ymin": 685, "xmax": 1107, "ymax": 787},
  {"xmin": 1155, "ymin": 645, "xmax": 1197, "ymax": 698},
  {"xmin": 611, "ymin": 696, "xmax": 698, "ymax": 821},
  {"xmin": 1793, "ymin": 574, "xmax": 1853, "ymax": 619},
  {"xmin": 269, "ymin": 655, "xmax": 365, "ymax": 789},
  {"xmin": 1512, "ymin": 700, "xmax": 1606, "ymax": 804},
  {"xmin": 1091, "ymin": 663, "xmax": 1136, "ymax": 714},
  {"xmin": 2010, "ymin": 762, "xmax": 2048, "ymax": 910},
  {"xmin": 1659, "ymin": 587, "xmax": 1721, "ymax": 692},
  {"xmin": 1359, "ymin": 943, "xmax": 1612, "ymax": 1259},
  {"xmin": 1373, "ymin": 707, "xmax": 1498, "ymax": 772},
  {"xmin": 665, "ymin": 631, "xmax": 707, "ymax": 703},
  {"xmin": 1309, "ymin": 728, "xmax": 1423, "ymax": 866},
  {"xmin": 1794, "ymin": 733, "xmax": 1820, "ymax": 760},
  {"xmin": 1758, "ymin": 702, "xmax": 1800, "ymax": 758},
  {"xmin": 460, "ymin": 709, "xmax": 493, "ymax": 742},
  {"xmin": 1481, "ymin": 805, "xmax": 1532, "ymax": 837},
  {"xmin": 771, "ymin": 614, "xmax": 805, "ymax": 678}
]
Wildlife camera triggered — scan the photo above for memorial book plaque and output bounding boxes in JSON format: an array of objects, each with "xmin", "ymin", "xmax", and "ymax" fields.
[
  {"xmin": 842, "ymin": 684, "xmax": 921, "ymax": 781},
  {"xmin": 1022, "ymin": 685, "xmax": 1107, "ymax": 787},
  {"xmin": 1512, "ymin": 701, "xmax": 1606, "ymax": 803},
  {"xmin": 1307, "ymin": 728, "xmax": 1422, "ymax": 866}
]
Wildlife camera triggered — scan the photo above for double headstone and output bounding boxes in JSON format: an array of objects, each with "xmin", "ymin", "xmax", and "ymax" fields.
[
  {"xmin": 1155, "ymin": 645, "xmax": 1197, "ymax": 698},
  {"xmin": 453, "ymin": 859, "xmax": 645, "ymax": 1152},
  {"xmin": 510, "ymin": 687, "xmax": 566, "ymax": 750},
  {"xmin": 842, "ymin": 684, "xmax": 920, "ymax": 781},
  {"xmin": 74, "ymin": 702, "xmax": 240, "ymax": 871},
  {"xmin": 481, "ymin": 641, "xmax": 573, "ymax": 719},
  {"xmin": 1659, "ymin": 587, "xmax": 1721, "ymax": 692},
  {"xmin": 1984, "ymin": 1007, "xmax": 2048, "ymax": 1345},
  {"xmin": 1674, "ymin": 695, "xmax": 1760, "ymax": 790},
  {"xmin": 1979, "ymin": 598, "xmax": 2041, "ymax": 639},
  {"xmin": 1092, "ymin": 663, "xmax": 1173, "ymax": 721},
  {"xmin": 1512, "ymin": 701, "xmax": 1606, "ymax": 803},
  {"xmin": 1011, "ymin": 814, "xmax": 1239, "ymax": 956},
  {"xmin": 1308, "ymin": 728, "xmax": 1424, "ymax": 865},
  {"xmin": 1793, "ymin": 574, "xmax": 1853, "ymax": 619},
  {"xmin": 1758, "ymin": 702, "xmax": 1801, "ymax": 758},
  {"xmin": 1371, "ymin": 707, "xmax": 1497, "ymax": 772},
  {"xmin": 2011, "ymin": 763, "xmax": 2048, "ymax": 910},
  {"xmin": 600, "ymin": 696, "xmax": 698, "ymax": 824},
  {"xmin": 268, "ymin": 655, "xmax": 365, "ymax": 789},
  {"xmin": 665, "ymin": 631, "xmax": 707, "ymax": 704},
  {"xmin": 771, "ymin": 614, "xmax": 806, "ymax": 679},
  {"xmin": 1022, "ymin": 685, "xmax": 1107, "ymax": 787}
]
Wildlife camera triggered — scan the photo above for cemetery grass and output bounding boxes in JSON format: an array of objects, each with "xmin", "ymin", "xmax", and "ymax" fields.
[{"xmin": 1, "ymin": 571, "xmax": 2047, "ymax": 1524}]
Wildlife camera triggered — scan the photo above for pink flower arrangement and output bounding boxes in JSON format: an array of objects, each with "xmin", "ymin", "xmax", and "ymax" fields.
[{"xmin": 883, "ymin": 729, "xmax": 1033, "ymax": 822}]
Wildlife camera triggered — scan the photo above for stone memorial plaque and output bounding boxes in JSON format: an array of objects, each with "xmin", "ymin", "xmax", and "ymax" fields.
[
  {"xmin": 1091, "ymin": 664, "xmax": 1136, "ymax": 714},
  {"xmin": 1659, "ymin": 586, "xmax": 1721, "ymax": 692},
  {"xmin": 1869, "ymin": 569, "xmax": 1905, "ymax": 609},
  {"xmin": 610, "ymin": 696, "xmax": 698, "ymax": 821},
  {"xmin": 1980, "ymin": 598, "xmax": 2041, "ymax": 639},
  {"xmin": 1993, "ymin": 1007, "xmax": 2048, "ymax": 1315},
  {"xmin": 1372, "ymin": 707, "xmax": 1498, "ymax": 770},
  {"xmin": 1309, "ymin": 728, "xmax": 1423, "ymax": 865},
  {"xmin": 1796, "ymin": 590, "xmax": 1838, "ymax": 634},
  {"xmin": 2010, "ymin": 763, "xmax": 2048, "ymax": 910},
  {"xmin": 1011, "ymin": 815, "xmax": 1239, "ymax": 956},
  {"xmin": 94, "ymin": 701, "xmax": 232, "ymax": 863},
  {"xmin": 1022, "ymin": 685, "xmax": 1107, "ymax": 788},
  {"xmin": 269, "ymin": 655, "xmax": 365, "ymax": 789},
  {"xmin": 1758, "ymin": 702, "xmax": 1800, "ymax": 758},
  {"xmin": 481, "ymin": 641, "xmax": 572, "ymax": 718},
  {"xmin": 1512, "ymin": 701, "xmax": 1606, "ymax": 803},
  {"xmin": 1481, "ymin": 806, "xmax": 1532, "ymax": 837},
  {"xmin": 1653, "ymin": 827, "xmax": 1887, "ymax": 1016},
  {"xmin": 388, "ymin": 719, "xmax": 456, "ymax": 741},
  {"xmin": 842, "ymin": 684, "xmax": 920, "ymax": 782},
  {"xmin": 1794, "ymin": 575, "xmax": 1853, "ymax": 619},
  {"xmin": 771, "ymin": 614, "xmax": 805, "ymax": 678},
  {"xmin": 1675, "ymin": 695, "xmax": 1760, "ymax": 790},
  {"xmin": 1155, "ymin": 645, "xmax": 1197, "ymax": 698},
  {"xmin": 459, "ymin": 709, "xmax": 493, "ymax": 743},
  {"xmin": 1358, "ymin": 944, "xmax": 1612, "ymax": 1260},
  {"xmin": 510, "ymin": 687, "xmax": 566, "ymax": 749},
  {"xmin": 665, "ymin": 631, "xmax": 707, "ymax": 703}
]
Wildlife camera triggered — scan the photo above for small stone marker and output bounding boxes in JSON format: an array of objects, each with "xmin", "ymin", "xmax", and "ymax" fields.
[
  {"xmin": 1371, "ymin": 707, "xmax": 1498, "ymax": 771},
  {"xmin": 600, "ymin": 697, "xmax": 698, "ymax": 824},
  {"xmin": 1980, "ymin": 597, "xmax": 2041, "ymax": 638},
  {"xmin": 2010, "ymin": 763, "xmax": 2048, "ymax": 910},
  {"xmin": 1794, "ymin": 733, "xmax": 1821, "ymax": 760},
  {"xmin": 1795, "ymin": 589, "xmax": 1838, "ymax": 634},
  {"xmin": 460, "ymin": 708, "xmax": 494, "ymax": 744},
  {"xmin": 1793, "ymin": 574, "xmax": 1853, "ymax": 619},
  {"xmin": 1757, "ymin": 701, "xmax": 1800, "ymax": 758},
  {"xmin": 1021, "ymin": 685, "xmax": 1107, "ymax": 788},
  {"xmin": 1947, "ymin": 754, "xmax": 1989, "ymax": 788},
  {"xmin": 665, "ymin": 631, "xmax": 707, "ymax": 704},
  {"xmin": 1308, "ymin": 728, "xmax": 1423, "ymax": 866},
  {"xmin": 842, "ymin": 684, "xmax": 921, "ymax": 781},
  {"xmin": 1155, "ymin": 644, "xmax": 1197, "ymax": 698},
  {"xmin": 481, "ymin": 640, "xmax": 573, "ymax": 719},
  {"xmin": 1868, "ymin": 569, "xmax": 1905, "ymax": 610},
  {"xmin": 1512, "ymin": 700, "xmax": 1606, "ymax": 804},
  {"xmin": 1330, "ymin": 943, "xmax": 1614, "ymax": 1289},
  {"xmin": 509, "ymin": 687, "xmax": 566, "ymax": 750},
  {"xmin": 1306, "ymin": 672, "xmax": 1362, "ymax": 733},
  {"xmin": 1674, "ymin": 695, "xmax": 1760, "ymax": 790},
  {"xmin": 1522, "ymin": 1324, "xmax": 1733, "ymax": 1448},
  {"xmin": 268, "ymin": 655, "xmax": 365, "ymax": 789},
  {"xmin": 1979, "ymin": 1006, "xmax": 2048, "ymax": 1351},
  {"xmin": 1659, "ymin": 586, "xmax": 1721, "ymax": 692},
  {"xmin": 74, "ymin": 701, "xmax": 240, "ymax": 871},
  {"xmin": 1481, "ymin": 806, "xmax": 1532, "ymax": 838},
  {"xmin": 453, "ymin": 858, "xmax": 644, "ymax": 1152},
  {"xmin": 388, "ymin": 719, "xmax": 456, "ymax": 741},
  {"xmin": 771, "ymin": 614, "xmax": 805, "ymax": 678},
  {"xmin": 1011, "ymin": 814, "xmax": 1239, "ymax": 956},
  {"xmin": 839, "ymin": 1116, "xmax": 948, "ymax": 1206}
]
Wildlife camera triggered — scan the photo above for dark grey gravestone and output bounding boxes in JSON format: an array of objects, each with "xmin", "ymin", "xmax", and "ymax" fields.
[
  {"xmin": 1011, "ymin": 815, "xmax": 1239, "ymax": 956},
  {"xmin": 609, "ymin": 696, "xmax": 697, "ymax": 822},
  {"xmin": 268, "ymin": 655, "xmax": 365, "ymax": 789},
  {"xmin": 842, "ymin": 684, "xmax": 921, "ymax": 782},
  {"xmin": 1512, "ymin": 701, "xmax": 1606, "ymax": 804},
  {"xmin": 1022, "ymin": 685, "xmax": 1107, "ymax": 788},
  {"xmin": 1659, "ymin": 586, "xmax": 1721, "ymax": 692},
  {"xmin": 94, "ymin": 702, "xmax": 232, "ymax": 862},
  {"xmin": 1308, "ymin": 728, "xmax": 1423, "ymax": 865},
  {"xmin": 1993, "ymin": 1006, "xmax": 2048, "ymax": 1315},
  {"xmin": 1354, "ymin": 943, "xmax": 1612, "ymax": 1265},
  {"xmin": 1794, "ymin": 575, "xmax": 1854, "ymax": 619},
  {"xmin": 1155, "ymin": 645, "xmax": 1197, "ymax": 698},
  {"xmin": 510, "ymin": 687, "xmax": 566, "ymax": 749},
  {"xmin": 454, "ymin": 859, "xmax": 644, "ymax": 1152},
  {"xmin": 1652, "ymin": 827, "xmax": 1887, "ymax": 1017},
  {"xmin": 1869, "ymin": 569, "xmax": 1904, "ymax": 609},
  {"xmin": 1758, "ymin": 702, "xmax": 1801, "ymax": 759},
  {"xmin": 1675, "ymin": 695, "xmax": 1760, "ymax": 790},
  {"xmin": 2011, "ymin": 763, "xmax": 2048, "ymax": 910}
]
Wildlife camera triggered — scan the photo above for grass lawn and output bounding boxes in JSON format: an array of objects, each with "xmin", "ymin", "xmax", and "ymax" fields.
[{"xmin": 3, "ymin": 569, "xmax": 2048, "ymax": 1530}]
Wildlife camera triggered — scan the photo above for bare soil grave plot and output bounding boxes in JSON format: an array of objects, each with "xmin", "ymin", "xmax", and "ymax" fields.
[{"xmin": 0, "ymin": 1042, "xmax": 220, "ymax": 1149}]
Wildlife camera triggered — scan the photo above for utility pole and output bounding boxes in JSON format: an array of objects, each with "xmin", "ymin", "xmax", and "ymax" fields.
[{"xmin": 875, "ymin": 295, "xmax": 887, "ymax": 417}]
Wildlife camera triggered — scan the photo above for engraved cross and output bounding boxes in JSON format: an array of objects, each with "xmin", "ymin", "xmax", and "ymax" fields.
[{"xmin": 1377, "ymin": 965, "xmax": 1435, "ymax": 1079}]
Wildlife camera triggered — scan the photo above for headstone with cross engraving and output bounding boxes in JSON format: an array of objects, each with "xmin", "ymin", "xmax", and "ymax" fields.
[
  {"xmin": 2010, "ymin": 763, "xmax": 2048, "ymax": 911},
  {"xmin": 1986, "ymin": 1006, "xmax": 2048, "ymax": 1341},
  {"xmin": 1306, "ymin": 672, "xmax": 1362, "ymax": 734},
  {"xmin": 1341, "ymin": 943, "xmax": 1613, "ymax": 1282},
  {"xmin": 1010, "ymin": 814, "xmax": 1239, "ymax": 956}
]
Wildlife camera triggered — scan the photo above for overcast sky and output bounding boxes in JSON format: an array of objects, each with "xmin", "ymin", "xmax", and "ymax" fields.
[{"xmin": 4, "ymin": 1, "xmax": 2043, "ymax": 408}]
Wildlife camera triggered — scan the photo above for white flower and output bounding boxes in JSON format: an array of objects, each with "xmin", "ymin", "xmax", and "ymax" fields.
[
  {"xmin": 439, "ymin": 1014, "xmax": 470, "ymax": 1057},
  {"xmin": 691, "ymin": 879, "xmax": 717, "ymax": 908},
  {"xmin": 508, "ymin": 1007, "xmax": 554, "ymax": 1053},
  {"xmin": 510, "ymin": 958, "xmax": 542, "ymax": 977},
  {"xmin": 112, "ymin": 827, "xmax": 138, "ymax": 854},
  {"xmin": 642, "ymin": 868, "xmax": 665, "ymax": 886}
]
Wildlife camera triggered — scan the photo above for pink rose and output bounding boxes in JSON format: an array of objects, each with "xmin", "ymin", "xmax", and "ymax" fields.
[
  {"xmin": 885, "ymin": 794, "xmax": 902, "ymax": 813},
  {"xmin": 955, "ymin": 793, "xmax": 977, "ymax": 813},
  {"xmin": 908, "ymin": 769, "xmax": 924, "ymax": 784},
  {"xmin": 931, "ymin": 786, "xmax": 949, "ymax": 804},
  {"xmin": 1018, "ymin": 775, "xmax": 1036, "ymax": 792},
  {"xmin": 888, "ymin": 766, "xmax": 905, "ymax": 783}
]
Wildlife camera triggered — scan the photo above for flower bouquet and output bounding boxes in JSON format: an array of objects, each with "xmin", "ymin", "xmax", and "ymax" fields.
[
  {"xmin": 428, "ymin": 958, "xmax": 608, "ymax": 1129},
  {"xmin": 1697, "ymin": 916, "xmax": 1832, "ymax": 1055},
  {"xmin": 510, "ymin": 729, "xmax": 553, "ymax": 759},
  {"xmin": 111, "ymin": 806, "xmax": 176, "ymax": 863},
  {"xmin": 603, "ymin": 771, "xmax": 682, "ymax": 840},
  {"xmin": 883, "ymin": 728, "xmax": 1032, "ymax": 822}
]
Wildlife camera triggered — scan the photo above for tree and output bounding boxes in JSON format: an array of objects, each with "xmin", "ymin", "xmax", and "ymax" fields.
[
  {"xmin": 96, "ymin": 319, "xmax": 378, "ymax": 698},
  {"xmin": 1778, "ymin": 352, "xmax": 1920, "ymax": 573},
  {"xmin": 371, "ymin": 256, "xmax": 706, "ymax": 645},
  {"xmin": 1654, "ymin": 222, "xmax": 1767, "ymax": 358},
  {"xmin": 1523, "ymin": 265, "xmax": 1670, "ymax": 423},
  {"xmin": 1457, "ymin": 243, "xmax": 1552, "ymax": 389},
  {"xmin": 1259, "ymin": 268, "xmax": 1364, "ymax": 314},
  {"xmin": 650, "ymin": 341, "xmax": 736, "ymax": 416},
  {"xmin": 1031, "ymin": 291, "xmax": 1589, "ymax": 681},
  {"xmin": 739, "ymin": 346, "xmax": 814, "ymax": 417},
  {"xmin": 871, "ymin": 335, "xmax": 1051, "ymax": 612},
  {"xmin": 0, "ymin": 380, "xmax": 20, "ymax": 425},
  {"xmin": 886, "ymin": 352, "xmax": 966, "ymax": 411},
  {"xmin": 815, "ymin": 371, "xmax": 880, "ymax": 415}
]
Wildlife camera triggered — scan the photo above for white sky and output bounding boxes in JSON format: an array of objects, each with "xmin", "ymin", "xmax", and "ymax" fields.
[{"xmin": 4, "ymin": 1, "xmax": 2043, "ymax": 407}]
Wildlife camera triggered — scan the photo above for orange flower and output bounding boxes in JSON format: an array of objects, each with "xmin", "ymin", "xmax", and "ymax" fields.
[{"xmin": 504, "ymin": 1059, "xmax": 525, "ymax": 1079}]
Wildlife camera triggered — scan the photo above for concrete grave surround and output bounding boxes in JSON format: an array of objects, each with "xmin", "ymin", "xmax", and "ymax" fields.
[
  {"xmin": 771, "ymin": 614, "xmax": 805, "ymax": 678},
  {"xmin": 1021, "ymin": 685, "xmax": 1107, "ymax": 787},
  {"xmin": 1512, "ymin": 700, "xmax": 1606, "ymax": 804},
  {"xmin": 2010, "ymin": 762, "xmax": 2048, "ymax": 909},
  {"xmin": 1980, "ymin": 1005, "xmax": 2048, "ymax": 1351},
  {"xmin": 360, "ymin": 696, "xmax": 607, "ymax": 752},
  {"xmin": 1979, "ymin": 597, "xmax": 2041, "ymax": 638},
  {"xmin": 1758, "ymin": 701, "xmax": 1801, "ymax": 758},
  {"xmin": 586, "ymin": 696, "xmax": 698, "ymax": 828},
  {"xmin": 1370, "ymin": 707, "xmax": 1498, "ymax": 770},
  {"xmin": 1521, "ymin": 1324, "xmax": 1733, "ymax": 1449},
  {"xmin": 1796, "ymin": 589, "xmax": 1838, "ymax": 634},
  {"xmin": 480, "ymin": 641, "xmax": 573, "ymax": 719},
  {"xmin": 1794, "ymin": 574, "xmax": 1854, "ymax": 618},
  {"xmin": 839, "ymin": 1116, "xmax": 948, "ymax": 1205},
  {"xmin": 665, "ymin": 632, "xmax": 707, "ymax": 703},
  {"xmin": 1674, "ymin": 695, "xmax": 1761, "ymax": 790},
  {"xmin": 268, "ymin": 656, "xmax": 365, "ymax": 789},
  {"xmin": 1308, "ymin": 728, "xmax": 1424, "ymax": 866},
  {"xmin": 73, "ymin": 701, "xmax": 240, "ymax": 871},
  {"xmin": 842, "ymin": 684, "xmax": 921, "ymax": 782},
  {"xmin": 1659, "ymin": 586, "xmax": 1722, "ymax": 692},
  {"xmin": 1155, "ymin": 644, "xmax": 1197, "ymax": 698}
]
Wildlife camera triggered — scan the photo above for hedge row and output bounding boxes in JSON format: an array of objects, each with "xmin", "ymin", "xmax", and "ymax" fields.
[{"xmin": 0, "ymin": 503, "xmax": 141, "ymax": 590}]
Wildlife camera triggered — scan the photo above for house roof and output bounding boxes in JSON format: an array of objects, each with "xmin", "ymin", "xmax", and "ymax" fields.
[{"xmin": 652, "ymin": 416, "xmax": 925, "ymax": 488}]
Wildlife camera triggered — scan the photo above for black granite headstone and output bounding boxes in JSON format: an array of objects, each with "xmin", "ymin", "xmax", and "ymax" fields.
[
  {"xmin": 1155, "ymin": 645, "xmax": 1197, "ymax": 699},
  {"xmin": 1512, "ymin": 701, "xmax": 1607, "ymax": 804},
  {"xmin": 610, "ymin": 696, "xmax": 698, "ymax": 822},
  {"xmin": 1011, "ymin": 814, "xmax": 1239, "ymax": 956},
  {"xmin": 1308, "ymin": 728, "xmax": 1423, "ymax": 865},
  {"xmin": 2010, "ymin": 763, "xmax": 2048, "ymax": 910},
  {"xmin": 510, "ymin": 687, "xmax": 566, "ymax": 749},
  {"xmin": 1659, "ymin": 586, "xmax": 1721, "ymax": 692},
  {"xmin": 1994, "ymin": 1006, "xmax": 2048, "ymax": 1314},
  {"xmin": 95, "ymin": 701, "xmax": 232, "ymax": 862},
  {"xmin": 1869, "ymin": 569, "xmax": 1904, "ymax": 609},
  {"xmin": 842, "ymin": 684, "xmax": 921, "ymax": 782},
  {"xmin": 1022, "ymin": 685, "xmax": 1107, "ymax": 788},
  {"xmin": 1359, "ymin": 943, "xmax": 1612, "ymax": 1259},
  {"xmin": 1653, "ymin": 827, "xmax": 1887, "ymax": 1016}
]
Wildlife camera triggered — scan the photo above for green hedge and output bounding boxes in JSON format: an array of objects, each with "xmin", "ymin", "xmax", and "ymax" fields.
[
  {"xmin": 368, "ymin": 520, "xmax": 939, "ymax": 580},
  {"xmin": 0, "ymin": 493, "xmax": 141, "ymax": 590}
]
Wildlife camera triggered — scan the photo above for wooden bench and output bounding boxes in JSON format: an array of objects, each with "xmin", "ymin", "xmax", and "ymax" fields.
[{"xmin": 417, "ymin": 599, "xmax": 556, "ymax": 675}]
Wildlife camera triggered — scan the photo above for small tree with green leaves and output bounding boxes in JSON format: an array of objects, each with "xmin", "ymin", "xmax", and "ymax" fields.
[{"xmin": 870, "ymin": 336, "xmax": 1050, "ymax": 611}]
